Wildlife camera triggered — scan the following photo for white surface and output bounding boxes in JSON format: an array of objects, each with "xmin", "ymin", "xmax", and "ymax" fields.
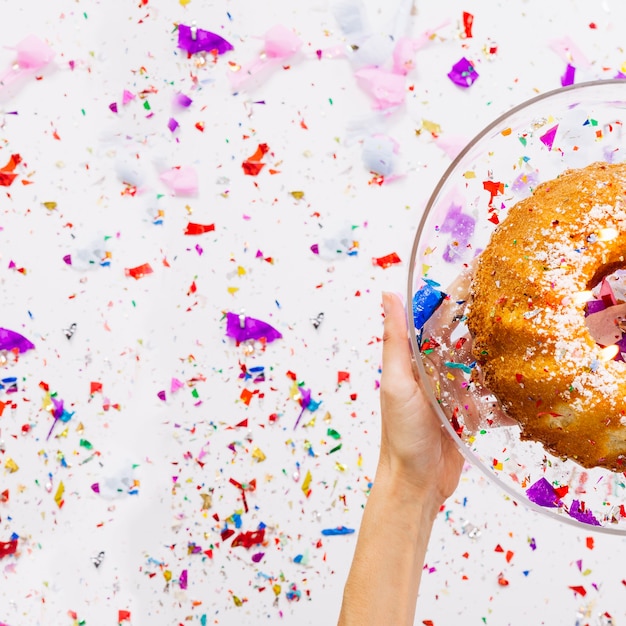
[{"xmin": 0, "ymin": 1, "xmax": 625, "ymax": 625}]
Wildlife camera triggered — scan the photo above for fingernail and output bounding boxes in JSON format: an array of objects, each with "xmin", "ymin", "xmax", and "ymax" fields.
[{"xmin": 382, "ymin": 291, "xmax": 391, "ymax": 316}]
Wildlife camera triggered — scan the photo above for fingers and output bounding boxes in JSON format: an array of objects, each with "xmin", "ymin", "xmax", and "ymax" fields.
[{"xmin": 382, "ymin": 292, "xmax": 417, "ymax": 389}]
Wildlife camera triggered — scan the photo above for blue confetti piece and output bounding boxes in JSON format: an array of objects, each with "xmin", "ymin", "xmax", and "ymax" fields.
[
  {"xmin": 321, "ymin": 526, "xmax": 355, "ymax": 536},
  {"xmin": 444, "ymin": 361, "xmax": 475, "ymax": 374},
  {"xmin": 412, "ymin": 283, "xmax": 446, "ymax": 330}
]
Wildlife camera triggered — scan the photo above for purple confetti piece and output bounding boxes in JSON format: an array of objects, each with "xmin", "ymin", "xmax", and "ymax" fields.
[
  {"xmin": 177, "ymin": 24, "xmax": 234, "ymax": 55},
  {"xmin": 511, "ymin": 171, "xmax": 540, "ymax": 193},
  {"xmin": 168, "ymin": 117, "xmax": 179, "ymax": 133},
  {"xmin": 561, "ymin": 63, "xmax": 576, "ymax": 86},
  {"xmin": 526, "ymin": 477, "xmax": 561, "ymax": 508},
  {"xmin": 173, "ymin": 92, "xmax": 193, "ymax": 108},
  {"xmin": 225, "ymin": 312, "xmax": 282, "ymax": 343},
  {"xmin": 447, "ymin": 57, "xmax": 479, "ymax": 88},
  {"xmin": 251, "ymin": 552, "xmax": 264, "ymax": 563},
  {"xmin": 0, "ymin": 328, "xmax": 35, "ymax": 353},
  {"xmin": 440, "ymin": 202, "xmax": 476, "ymax": 263},
  {"xmin": 585, "ymin": 299, "xmax": 606, "ymax": 316},
  {"xmin": 540, "ymin": 124, "xmax": 558, "ymax": 151},
  {"xmin": 569, "ymin": 500, "xmax": 601, "ymax": 526},
  {"xmin": 179, "ymin": 568, "xmax": 188, "ymax": 589}
]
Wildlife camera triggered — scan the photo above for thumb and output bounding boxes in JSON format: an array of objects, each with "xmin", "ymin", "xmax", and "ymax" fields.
[{"xmin": 381, "ymin": 292, "xmax": 417, "ymax": 389}]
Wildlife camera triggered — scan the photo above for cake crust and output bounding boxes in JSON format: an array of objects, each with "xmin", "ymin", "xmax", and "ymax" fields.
[{"xmin": 467, "ymin": 161, "xmax": 626, "ymax": 471}]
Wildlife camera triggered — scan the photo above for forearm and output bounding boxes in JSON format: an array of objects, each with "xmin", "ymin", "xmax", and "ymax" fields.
[{"xmin": 337, "ymin": 468, "xmax": 441, "ymax": 626}]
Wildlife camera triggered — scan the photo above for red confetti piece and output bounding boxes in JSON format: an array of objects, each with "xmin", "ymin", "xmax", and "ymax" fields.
[
  {"xmin": 497, "ymin": 573, "xmax": 509, "ymax": 586},
  {"xmin": 231, "ymin": 528, "xmax": 265, "ymax": 548},
  {"xmin": 0, "ymin": 489, "xmax": 8, "ymax": 502},
  {"xmin": 337, "ymin": 371, "xmax": 350, "ymax": 384},
  {"xmin": 0, "ymin": 539, "xmax": 18, "ymax": 558},
  {"xmin": 483, "ymin": 180, "xmax": 504, "ymax": 207},
  {"xmin": 242, "ymin": 143, "xmax": 270, "ymax": 176},
  {"xmin": 372, "ymin": 252, "xmax": 401, "ymax": 268},
  {"xmin": 184, "ymin": 222, "xmax": 215, "ymax": 235},
  {"xmin": 554, "ymin": 485, "xmax": 569, "ymax": 499},
  {"xmin": 124, "ymin": 263, "xmax": 154, "ymax": 279},
  {"xmin": 462, "ymin": 12, "xmax": 474, "ymax": 38},
  {"xmin": 586, "ymin": 536, "xmax": 594, "ymax": 549},
  {"xmin": 118, "ymin": 610, "xmax": 131, "ymax": 622},
  {"xmin": 90, "ymin": 381, "xmax": 103, "ymax": 395},
  {"xmin": 569, "ymin": 585, "xmax": 587, "ymax": 597}
]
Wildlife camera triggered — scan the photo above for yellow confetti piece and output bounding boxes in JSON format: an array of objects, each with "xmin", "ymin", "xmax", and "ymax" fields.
[
  {"xmin": 289, "ymin": 191, "xmax": 304, "ymax": 200},
  {"xmin": 334, "ymin": 462, "xmax": 347, "ymax": 472},
  {"xmin": 5, "ymin": 458, "xmax": 19, "ymax": 473},
  {"xmin": 272, "ymin": 583, "xmax": 281, "ymax": 596},
  {"xmin": 463, "ymin": 170, "xmax": 476, "ymax": 179},
  {"xmin": 54, "ymin": 481, "xmax": 65, "ymax": 507},
  {"xmin": 237, "ymin": 265, "xmax": 246, "ymax": 276},
  {"xmin": 200, "ymin": 493, "xmax": 212, "ymax": 510},
  {"xmin": 301, "ymin": 469, "xmax": 312, "ymax": 496},
  {"xmin": 163, "ymin": 570, "xmax": 172, "ymax": 582},
  {"xmin": 289, "ymin": 381, "xmax": 301, "ymax": 402},
  {"xmin": 227, "ymin": 286, "xmax": 239, "ymax": 295},
  {"xmin": 42, "ymin": 201, "xmax": 57, "ymax": 210},
  {"xmin": 251, "ymin": 447, "xmax": 266, "ymax": 462},
  {"xmin": 179, "ymin": 0, "xmax": 191, "ymax": 5},
  {"xmin": 233, "ymin": 595, "xmax": 243, "ymax": 607},
  {"xmin": 421, "ymin": 119, "xmax": 441, "ymax": 134}
]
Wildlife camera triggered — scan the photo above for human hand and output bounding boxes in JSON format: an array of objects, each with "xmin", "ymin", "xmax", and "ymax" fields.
[{"xmin": 377, "ymin": 291, "xmax": 464, "ymax": 510}]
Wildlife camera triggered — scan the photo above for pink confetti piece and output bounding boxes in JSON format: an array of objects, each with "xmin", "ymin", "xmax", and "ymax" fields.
[
  {"xmin": 540, "ymin": 124, "xmax": 558, "ymax": 150},
  {"xmin": 159, "ymin": 165, "xmax": 198, "ymax": 196},
  {"xmin": 228, "ymin": 24, "xmax": 302, "ymax": 92},
  {"xmin": 584, "ymin": 302, "xmax": 626, "ymax": 346},
  {"xmin": 0, "ymin": 35, "xmax": 55, "ymax": 92},
  {"xmin": 549, "ymin": 36, "xmax": 591, "ymax": 68},
  {"xmin": 179, "ymin": 569, "xmax": 188, "ymax": 589},
  {"xmin": 354, "ymin": 67, "xmax": 406, "ymax": 109}
]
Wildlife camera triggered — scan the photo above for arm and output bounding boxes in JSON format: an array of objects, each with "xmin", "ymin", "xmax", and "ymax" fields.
[{"xmin": 337, "ymin": 292, "xmax": 464, "ymax": 626}]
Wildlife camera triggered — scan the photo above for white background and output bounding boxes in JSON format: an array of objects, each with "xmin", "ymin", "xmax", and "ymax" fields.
[{"xmin": 1, "ymin": 1, "xmax": 625, "ymax": 625}]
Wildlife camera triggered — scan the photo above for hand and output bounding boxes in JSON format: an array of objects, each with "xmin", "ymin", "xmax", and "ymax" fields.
[{"xmin": 378, "ymin": 292, "xmax": 464, "ymax": 509}]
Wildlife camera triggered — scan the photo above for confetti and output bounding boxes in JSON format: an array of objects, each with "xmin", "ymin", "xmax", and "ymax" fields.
[
  {"xmin": 225, "ymin": 312, "xmax": 282, "ymax": 343},
  {"xmin": 177, "ymin": 24, "xmax": 234, "ymax": 55},
  {"xmin": 447, "ymin": 57, "xmax": 479, "ymax": 88},
  {"xmin": 0, "ymin": 328, "xmax": 34, "ymax": 353},
  {"xmin": 412, "ymin": 282, "xmax": 446, "ymax": 330},
  {"xmin": 321, "ymin": 527, "xmax": 355, "ymax": 536}
]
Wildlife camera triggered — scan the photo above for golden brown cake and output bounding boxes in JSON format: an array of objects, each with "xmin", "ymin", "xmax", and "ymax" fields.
[{"xmin": 466, "ymin": 161, "xmax": 626, "ymax": 471}]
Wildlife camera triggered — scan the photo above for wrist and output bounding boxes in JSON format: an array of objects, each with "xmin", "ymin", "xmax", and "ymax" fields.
[{"xmin": 372, "ymin": 462, "xmax": 444, "ymax": 523}]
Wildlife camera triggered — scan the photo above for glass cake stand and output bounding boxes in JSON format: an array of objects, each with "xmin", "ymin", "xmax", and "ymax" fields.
[{"xmin": 407, "ymin": 79, "xmax": 626, "ymax": 534}]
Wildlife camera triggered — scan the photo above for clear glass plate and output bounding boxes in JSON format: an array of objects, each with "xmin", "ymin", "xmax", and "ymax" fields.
[{"xmin": 407, "ymin": 79, "xmax": 626, "ymax": 534}]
